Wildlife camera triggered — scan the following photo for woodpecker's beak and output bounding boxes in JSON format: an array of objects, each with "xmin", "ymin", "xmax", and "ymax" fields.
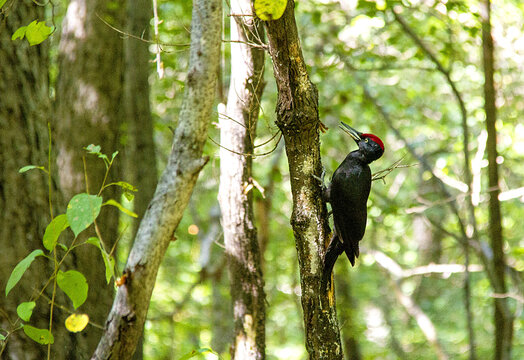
[{"xmin": 339, "ymin": 122, "xmax": 362, "ymax": 144}]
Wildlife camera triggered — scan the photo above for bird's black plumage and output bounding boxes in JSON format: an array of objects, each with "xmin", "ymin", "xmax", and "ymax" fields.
[{"xmin": 321, "ymin": 122, "xmax": 384, "ymax": 290}]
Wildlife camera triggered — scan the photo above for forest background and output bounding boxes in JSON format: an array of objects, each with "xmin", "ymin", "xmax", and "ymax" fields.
[{"xmin": 1, "ymin": 0, "xmax": 523, "ymax": 359}]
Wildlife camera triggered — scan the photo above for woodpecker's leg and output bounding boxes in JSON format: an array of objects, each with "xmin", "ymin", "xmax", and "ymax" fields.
[{"xmin": 312, "ymin": 168, "xmax": 331, "ymax": 203}]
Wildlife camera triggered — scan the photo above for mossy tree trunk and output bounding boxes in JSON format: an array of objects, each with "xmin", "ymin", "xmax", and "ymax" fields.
[{"xmin": 264, "ymin": 1, "xmax": 343, "ymax": 358}]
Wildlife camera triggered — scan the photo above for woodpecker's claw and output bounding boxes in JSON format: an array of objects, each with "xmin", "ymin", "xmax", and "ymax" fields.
[{"xmin": 312, "ymin": 168, "xmax": 326, "ymax": 185}]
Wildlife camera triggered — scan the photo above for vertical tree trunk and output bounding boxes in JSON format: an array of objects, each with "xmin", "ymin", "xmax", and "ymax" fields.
[
  {"xmin": 335, "ymin": 271, "xmax": 362, "ymax": 360},
  {"xmin": 264, "ymin": 1, "xmax": 343, "ymax": 358},
  {"xmin": 54, "ymin": 0, "xmax": 124, "ymax": 354},
  {"xmin": 0, "ymin": 3, "xmax": 71, "ymax": 359},
  {"xmin": 480, "ymin": 1, "xmax": 513, "ymax": 359},
  {"xmin": 218, "ymin": 1, "xmax": 266, "ymax": 358},
  {"xmin": 91, "ymin": 0, "xmax": 221, "ymax": 357},
  {"xmin": 123, "ymin": 0, "xmax": 156, "ymax": 358}
]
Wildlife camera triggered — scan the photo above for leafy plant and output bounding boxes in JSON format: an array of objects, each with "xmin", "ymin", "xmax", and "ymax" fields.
[{"xmin": 2, "ymin": 139, "xmax": 137, "ymax": 358}]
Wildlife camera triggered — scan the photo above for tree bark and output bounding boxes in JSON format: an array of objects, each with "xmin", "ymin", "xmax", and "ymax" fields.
[
  {"xmin": 0, "ymin": 3, "xmax": 72, "ymax": 359},
  {"xmin": 480, "ymin": 1, "xmax": 513, "ymax": 359},
  {"xmin": 264, "ymin": 1, "xmax": 343, "ymax": 358},
  {"xmin": 123, "ymin": 0, "xmax": 156, "ymax": 358},
  {"xmin": 91, "ymin": 0, "xmax": 221, "ymax": 357},
  {"xmin": 219, "ymin": 1, "xmax": 266, "ymax": 358},
  {"xmin": 54, "ymin": 0, "xmax": 124, "ymax": 354}
]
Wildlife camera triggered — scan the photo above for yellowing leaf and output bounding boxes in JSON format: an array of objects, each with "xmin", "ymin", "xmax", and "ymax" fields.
[
  {"xmin": 65, "ymin": 313, "xmax": 89, "ymax": 333},
  {"xmin": 254, "ymin": 0, "xmax": 287, "ymax": 21},
  {"xmin": 104, "ymin": 199, "xmax": 138, "ymax": 218}
]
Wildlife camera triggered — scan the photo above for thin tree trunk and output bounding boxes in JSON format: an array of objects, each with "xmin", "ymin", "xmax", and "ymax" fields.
[
  {"xmin": 123, "ymin": 0, "xmax": 156, "ymax": 358},
  {"xmin": 335, "ymin": 270, "xmax": 362, "ymax": 360},
  {"xmin": 91, "ymin": 0, "xmax": 222, "ymax": 357},
  {"xmin": 480, "ymin": 1, "xmax": 513, "ymax": 359},
  {"xmin": 264, "ymin": 1, "xmax": 343, "ymax": 358},
  {"xmin": 219, "ymin": 0, "xmax": 266, "ymax": 358}
]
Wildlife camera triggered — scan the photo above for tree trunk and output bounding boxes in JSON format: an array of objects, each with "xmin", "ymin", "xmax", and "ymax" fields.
[
  {"xmin": 480, "ymin": 1, "xmax": 513, "ymax": 359},
  {"xmin": 54, "ymin": 0, "xmax": 124, "ymax": 354},
  {"xmin": 0, "ymin": 3, "xmax": 72, "ymax": 359},
  {"xmin": 264, "ymin": 1, "xmax": 343, "ymax": 358},
  {"xmin": 91, "ymin": 0, "xmax": 222, "ymax": 357},
  {"xmin": 335, "ymin": 271, "xmax": 361, "ymax": 360},
  {"xmin": 123, "ymin": 0, "xmax": 156, "ymax": 357},
  {"xmin": 218, "ymin": 1, "xmax": 266, "ymax": 358}
]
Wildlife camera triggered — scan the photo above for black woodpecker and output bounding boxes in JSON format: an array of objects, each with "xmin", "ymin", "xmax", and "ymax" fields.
[{"xmin": 321, "ymin": 122, "xmax": 384, "ymax": 290}]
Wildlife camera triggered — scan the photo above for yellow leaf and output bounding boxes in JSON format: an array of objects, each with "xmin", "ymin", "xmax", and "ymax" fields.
[
  {"xmin": 254, "ymin": 0, "xmax": 287, "ymax": 21},
  {"xmin": 65, "ymin": 313, "xmax": 89, "ymax": 333}
]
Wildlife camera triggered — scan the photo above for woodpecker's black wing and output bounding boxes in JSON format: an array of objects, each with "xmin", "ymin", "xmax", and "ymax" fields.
[{"xmin": 329, "ymin": 154, "xmax": 371, "ymax": 265}]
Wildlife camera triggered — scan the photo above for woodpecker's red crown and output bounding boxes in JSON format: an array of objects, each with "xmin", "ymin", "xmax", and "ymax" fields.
[{"xmin": 361, "ymin": 134, "xmax": 384, "ymax": 151}]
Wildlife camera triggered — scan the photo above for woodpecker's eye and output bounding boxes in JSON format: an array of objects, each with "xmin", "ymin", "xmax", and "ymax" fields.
[{"xmin": 364, "ymin": 138, "xmax": 369, "ymax": 143}]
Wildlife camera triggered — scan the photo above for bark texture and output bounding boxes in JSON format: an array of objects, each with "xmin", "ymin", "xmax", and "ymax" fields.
[
  {"xmin": 218, "ymin": 0, "xmax": 266, "ymax": 358},
  {"xmin": 123, "ymin": 0, "xmax": 156, "ymax": 358},
  {"xmin": 124, "ymin": 0, "xmax": 157, "ymax": 228},
  {"xmin": 264, "ymin": 1, "xmax": 343, "ymax": 358},
  {"xmin": 91, "ymin": 0, "xmax": 221, "ymax": 358},
  {"xmin": 480, "ymin": 1, "xmax": 513, "ymax": 359},
  {"xmin": 54, "ymin": 0, "xmax": 124, "ymax": 354},
  {"xmin": 0, "ymin": 3, "xmax": 71, "ymax": 359}
]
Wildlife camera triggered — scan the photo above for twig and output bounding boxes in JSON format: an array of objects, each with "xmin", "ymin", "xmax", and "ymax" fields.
[
  {"xmin": 372, "ymin": 154, "xmax": 417, "ymax": 183},
  {"xmin": 152, "ymin": 0, "xmax": 164, "ymax": 78},
  {"xmin": 96, "ymin": 14, "xmax": 189, "ymax": 47}
]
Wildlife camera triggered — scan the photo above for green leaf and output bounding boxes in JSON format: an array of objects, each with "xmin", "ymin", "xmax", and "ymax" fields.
[
  {"xmin": 104, "ymin": 199, "xmax": 138, "ymax": 218},
  {"xmin": 11, "ymin": 25, "xmax": 27, "ymax": 41},
  {"xmin": 123, "ymin": 191, "xmax": 135, "ymax": 202},
  {"xmin": 43, "ymin": 214, "xmax": 69, "ymax": 251},
  {"xmin": 66, "ymin": 193, "xmax": 103, "ymax": 237},
  {"xmin": 111, "ymin": 181, "xmax": 137, "ymax": 192},
  {"xmin": 111, "ymin": 151, "xmax": 119, "ymax": 161},
  {"xmin": 0, "ymin": 333, "xmax": 6, "ymax": 340},
  {"xmin": 178, "ymin": 348, "xmax": 217, "ymax": 360},
  {"xmin": 86, "ymin": 237, "xmax": 115, "ymax": 284},
  {"xmin": 24, "ymin": 20, "xmax": 53, "ymax": 46},
  {"xmin": 84, "ymin": 144, "xmax": 102, "ymax": 155},
  {"xmin": 254, "ymin": 0, "xmax": 287, "ymax": 21},
  {"xmin": 19, "ymin": 165, "xmax": 45, "ymax": 173},
  {"xmin": 23, "ymin": 325, "xmax": 54, "ymax": 345},
  {"xmin": 5, "ymin": 250, "xmax": 44, "ymax": 296},
  {"xmin": 17, "ymin": 301, "xmax": 36, "ymax": 322},
  {"xmin": 57, "ymin": 270, "xmax": 88, "ymax": 309},
  {"xmin": 0, "ymin": 0, "xmax": 8, "ymax": 10}
]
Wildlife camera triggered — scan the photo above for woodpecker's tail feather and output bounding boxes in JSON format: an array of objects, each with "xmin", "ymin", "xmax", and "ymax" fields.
[
  {"xmin": 344, "ymin": 242, "xmax": 360, "ymax": 267},
  {"xmin": 321, "ymin": 235, "xmax": 344, "ymax": 291}
]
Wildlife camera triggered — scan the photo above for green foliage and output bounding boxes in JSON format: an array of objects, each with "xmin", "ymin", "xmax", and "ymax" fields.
[
  {"xmin": 16, "ymin": 302, "xmax": 36, "ymax": 322},
  {"xmin": 86, "ymin": 237, "xmax": 115, "ymax": 284},
  {"xmin": 43, "ymin": 214, "xmax": 69, "ymax": 251},
  {"xmin": 104, "ymin": 199, "xmax": 138, "ymax": 218},
  {"xmin": 84, "ymin": 144, "xmax": 118, "ymax": 170},
  {"xmin": 22, "ymin": 325, "xmax": 54, "ymax": 345},
  {"xmin": 18, "ymin": 165, "xmax": 46, "ymax": 173},
  {"xmin": 5, "ymin": 250, "xmax": 44, "ymax": 297},
  {"xmin": 66, "ymin": 194, "xmax": 103, "ymax": 237},
  {"xmin": 57, "ymin": 270, "xmax": 88, "ymax": 309},
  {"xmin": 3, "ymin": 141, "xmax": 135, "ymax": 352},
  {"xmin": 178, "ymin": 347, "xmax": 218, "ymax": 360},
  {"xmin": 11, "ymin": 20, "xmax": 53, "ymax": 46}
]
